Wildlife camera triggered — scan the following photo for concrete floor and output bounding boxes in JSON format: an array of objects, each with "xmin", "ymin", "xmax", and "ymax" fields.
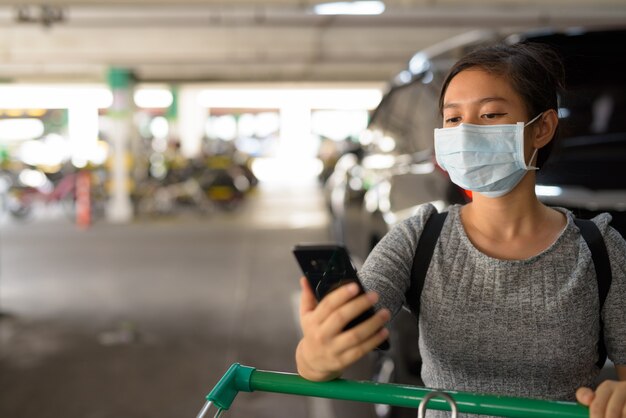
[{"xmin": 0, "ymin": 180, "xmax": 338, "ymax": 418}]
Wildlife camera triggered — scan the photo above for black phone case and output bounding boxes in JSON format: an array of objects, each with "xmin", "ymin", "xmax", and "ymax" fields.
[{"xmin": 293, "ymin": 244, "xmax": 363, "ymax": 300}]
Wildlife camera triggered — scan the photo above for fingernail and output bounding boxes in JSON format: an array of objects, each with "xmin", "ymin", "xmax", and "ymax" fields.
[
  {"xmin": 346, "ymin": 283, "xmax": 359, "ymax": 295},
  {"xmin": 367, "ymin": 292, "xmax": 379, "ymax": 303},
  {"xmin": 379, "ymin": 308, "xmax": 391, "ymax": 320}
]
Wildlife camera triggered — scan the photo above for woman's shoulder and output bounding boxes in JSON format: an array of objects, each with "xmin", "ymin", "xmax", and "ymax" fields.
[
  {"xmin": 555, "ymin": 207, "xmax": 626, "ymax": 259},
  {"xmin": 398, "ymin": 203, "xmax": 458, "ymax": 231},
  {"xmin": 556, "ymin": 208, "xmax": 620, "ymax": 240},
  {"xmin": 375, "ymin": 203, "xmax": 447, "ymax": 254},
  {"xmin": 589, "ymin": 212, "xmax": 618, "ymax": 238},
  {"xmin": 587, "ymin": 212, "xmax": 626, "ymax": 262}
]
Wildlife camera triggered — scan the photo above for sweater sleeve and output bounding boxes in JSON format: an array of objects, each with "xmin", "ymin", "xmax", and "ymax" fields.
[
  {"xmin": 592, "ymin": 213, "xmax": 626, "ymax": 366},
  {"xmin": 358, "ymin": 203, "xmax": 438, "ymax": 318}
]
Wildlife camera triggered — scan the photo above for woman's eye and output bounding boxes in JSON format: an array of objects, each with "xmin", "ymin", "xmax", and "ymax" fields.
[
  {"xmin": 445, "ymin": 116, "xmax": 461, "ymax": 124},
  {"xmin": 482, "ymin": 113, "xmax": 507, "ymax": 120}
]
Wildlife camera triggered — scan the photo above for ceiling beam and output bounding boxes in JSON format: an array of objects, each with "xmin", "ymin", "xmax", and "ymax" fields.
[{"xmin": 3, "ymin": 4, "xmax": 626, "ymax": 28}]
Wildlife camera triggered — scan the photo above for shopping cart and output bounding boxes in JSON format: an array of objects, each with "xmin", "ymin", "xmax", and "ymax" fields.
[{"xmin": 196, "ymin": 363, "xmax": 588, "ymax": 418}]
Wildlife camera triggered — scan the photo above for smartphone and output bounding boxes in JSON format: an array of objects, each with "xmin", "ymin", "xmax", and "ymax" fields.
[{"xmin": 292, "ymin": 243, "xmax": 389, "ymax": 350}]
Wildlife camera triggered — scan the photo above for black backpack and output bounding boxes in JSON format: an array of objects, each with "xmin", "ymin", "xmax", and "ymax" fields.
[{"xmin": 404, "ymin": 211, "xmax": 612, "ymax": 369}]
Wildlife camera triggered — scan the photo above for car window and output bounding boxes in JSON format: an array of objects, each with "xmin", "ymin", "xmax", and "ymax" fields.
[
  {"xmin": 369, "ymin": 76, "xmax": 444, "ymax": 155},
  {"xmin": 370, "ymin": 83, "xmax": 421, "ymax": 154}
]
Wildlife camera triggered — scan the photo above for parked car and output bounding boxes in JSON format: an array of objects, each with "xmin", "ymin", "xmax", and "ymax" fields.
[{"xmin": 324, "ymin": 27, "xmax": 626, "ymax": 418}]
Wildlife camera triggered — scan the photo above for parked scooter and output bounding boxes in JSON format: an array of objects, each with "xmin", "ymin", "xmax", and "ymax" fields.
[{"xmin": 6, "ymin": 165, "xmax": 107, "ymax": 221}]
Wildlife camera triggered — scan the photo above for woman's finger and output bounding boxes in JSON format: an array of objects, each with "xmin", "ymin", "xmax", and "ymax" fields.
[
  {"xmin": 310, "ymin": 281, "xmax": 361, "ymax": 323},
  {"xmin": 337, "ymin": 327, "xmax": 390, "ymax": 366},
  {"xmin": 299, "ymin": 277, "xmax": 318, "ymax": 316},
  {"xmin": 576, "ymin": 387, "xmax": 595, "ymax": 406},
  {"xmin": 604, "ymin": 382, "xmax": 626, "ymax": 418},
  {"xmin": 320, "ymin": 291, "xmax": 380, "ymax": 336},
  {"xmin": 331, "ymin": 307, "xmax": 391, "ymax": 352},
  {"xmin": 590, "ymin": 381, "xmax": 614, "ymax": 418}
]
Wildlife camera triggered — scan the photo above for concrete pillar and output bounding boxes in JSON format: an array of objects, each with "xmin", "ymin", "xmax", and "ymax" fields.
[
  {"xmin": 279, "ymin": 103, "xmax": 314, "ymax": 159},
  {"xmin": 166, "ymin": 85, "xmax": 179, "ymax": 146},
  {"xmin": 105, "ymin": 67, "xmax": 134, "ymax": 223},
  {"xmin": 178, "ymin": 87, "xmax": 205, "ymax": 158},
  {"xmin": 68, "ymin": 105, "xmax": 98, "ymax": 168}
]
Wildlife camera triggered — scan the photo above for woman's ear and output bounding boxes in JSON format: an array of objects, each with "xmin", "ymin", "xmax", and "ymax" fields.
[{"xmin": 533, "ymin": 109, "xmax": 559, "ymax": 149}]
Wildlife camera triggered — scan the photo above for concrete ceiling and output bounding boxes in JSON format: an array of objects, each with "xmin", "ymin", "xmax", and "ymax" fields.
[{"xmin": 0, "ymin": 0, "xmax": 625, "ymax": 84}]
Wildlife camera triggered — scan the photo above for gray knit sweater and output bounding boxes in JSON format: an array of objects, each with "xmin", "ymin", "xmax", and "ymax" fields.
[{"xmin": 359, "ymin": 203, "xmax": 626, "ymax": 416}]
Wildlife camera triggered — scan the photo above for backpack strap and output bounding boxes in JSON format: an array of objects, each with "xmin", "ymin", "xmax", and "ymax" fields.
[
  {"xmin": 574, "ymin": 218, "xmax": 613, "ymax": 369},
  {"xmin": 406, "ymin": 211, "xmax": 448, "ymax": 317}
]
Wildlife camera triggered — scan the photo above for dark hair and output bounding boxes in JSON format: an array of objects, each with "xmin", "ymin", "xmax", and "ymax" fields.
[{"xmin": 438, "ymin": 42, "xmax": 566, "ymax": 168}]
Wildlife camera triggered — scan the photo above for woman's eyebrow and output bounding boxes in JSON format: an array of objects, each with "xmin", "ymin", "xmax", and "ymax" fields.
[
  {"xmin": 443, "ymin": 96, "xmax": 508, "ymax": 110},
  {"xmin": 479, "ymin": 96, "xmax": 508, "ymax": 105}
]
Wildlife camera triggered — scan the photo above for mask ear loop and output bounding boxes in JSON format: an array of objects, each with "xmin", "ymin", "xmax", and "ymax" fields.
[
  {"xmin": 524, "ymin": 112, "xmax": 544, "ymax": 127},
  {"xmin": 526, "ymin": 148, "xmax": 539, "ymax": 170},
  {"xmin": 523, "ymin": 112, "xmax": 544, "ymax": 170}
]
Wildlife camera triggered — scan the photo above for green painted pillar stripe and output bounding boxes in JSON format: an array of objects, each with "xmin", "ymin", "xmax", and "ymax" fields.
[
  {"xmin": 106, "ymin": 67, "xmax": 134, "ymax": 119},
  {"xmin": 166, "ymin": 86, "xmax": 178, "ymax": 120},
  {"xmin": 107, "ymin": 67, "xmax": 133, "ymax": 90}
]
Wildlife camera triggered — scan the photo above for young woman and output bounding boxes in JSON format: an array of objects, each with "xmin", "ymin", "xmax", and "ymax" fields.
[{"xmin": 296, "ymin": 43, "xmax": 626, "ymax": 418}]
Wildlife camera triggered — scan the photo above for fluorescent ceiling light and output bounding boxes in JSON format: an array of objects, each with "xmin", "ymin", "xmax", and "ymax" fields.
[
  {"xmin": 197, "ymin": 88, "xmax": 382, "ymax": 110},
  {"xmin": 0, "ymin": 86, "xmax": 112, "ymax": 109},
  {"xmin": 134, "ymin": 88, "xmax": 173, "ymax": 109},
  {"xmin": 0, "ymin": 118, "xmax": 45, "ymax": 142},
  {"xmin": 314, "ymin": 1, "xmax": 385, "ymax": 15}
]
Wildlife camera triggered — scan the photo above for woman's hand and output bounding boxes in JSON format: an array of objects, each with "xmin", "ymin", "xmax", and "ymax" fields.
[
  {"xmin": 295, "ymin": 277, "xmax": 390, "ymax": 382},
  {"xmin": 576, "ymin": 380, "xmax": 626, "ymax": 418}
]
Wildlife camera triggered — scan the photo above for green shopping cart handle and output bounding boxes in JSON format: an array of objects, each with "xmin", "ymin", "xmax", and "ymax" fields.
[{"xmin": 204, "ymin": 363, "xmax": 588, "ymax": 418}]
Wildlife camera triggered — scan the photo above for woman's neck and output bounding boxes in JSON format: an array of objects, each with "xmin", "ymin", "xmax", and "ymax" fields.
[
  {"xmin": 461, "ymin": 175, "xmax": 553, "ymax": 242},
  {"xmin": 459, "ymin": 175, "xmax": 567, "ymax": 260}
]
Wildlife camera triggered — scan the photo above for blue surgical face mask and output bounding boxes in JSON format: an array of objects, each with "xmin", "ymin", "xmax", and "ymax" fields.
[{"xmin": 434, "ymin": 113, "xmax": 543, "ymax": 198}]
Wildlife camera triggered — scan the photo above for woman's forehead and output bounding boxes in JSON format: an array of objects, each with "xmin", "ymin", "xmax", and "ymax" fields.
[{"xmin": 444, "ymin": 68, "xmax": 521, "ymax": 107}]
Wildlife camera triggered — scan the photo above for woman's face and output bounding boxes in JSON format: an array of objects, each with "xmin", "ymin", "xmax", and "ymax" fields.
[{"xmin": 442, "ymin": 68, "xmax": 530, "ymax": 128}]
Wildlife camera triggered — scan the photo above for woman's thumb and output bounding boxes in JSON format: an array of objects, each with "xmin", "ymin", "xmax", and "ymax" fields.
[
  {"xmin": 575, "ymin": 387, "xmax": 595, "ymax": 406},
  {"xmin": 299, "ymin": 277, "xmax": 318, "ymax": 315}
]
